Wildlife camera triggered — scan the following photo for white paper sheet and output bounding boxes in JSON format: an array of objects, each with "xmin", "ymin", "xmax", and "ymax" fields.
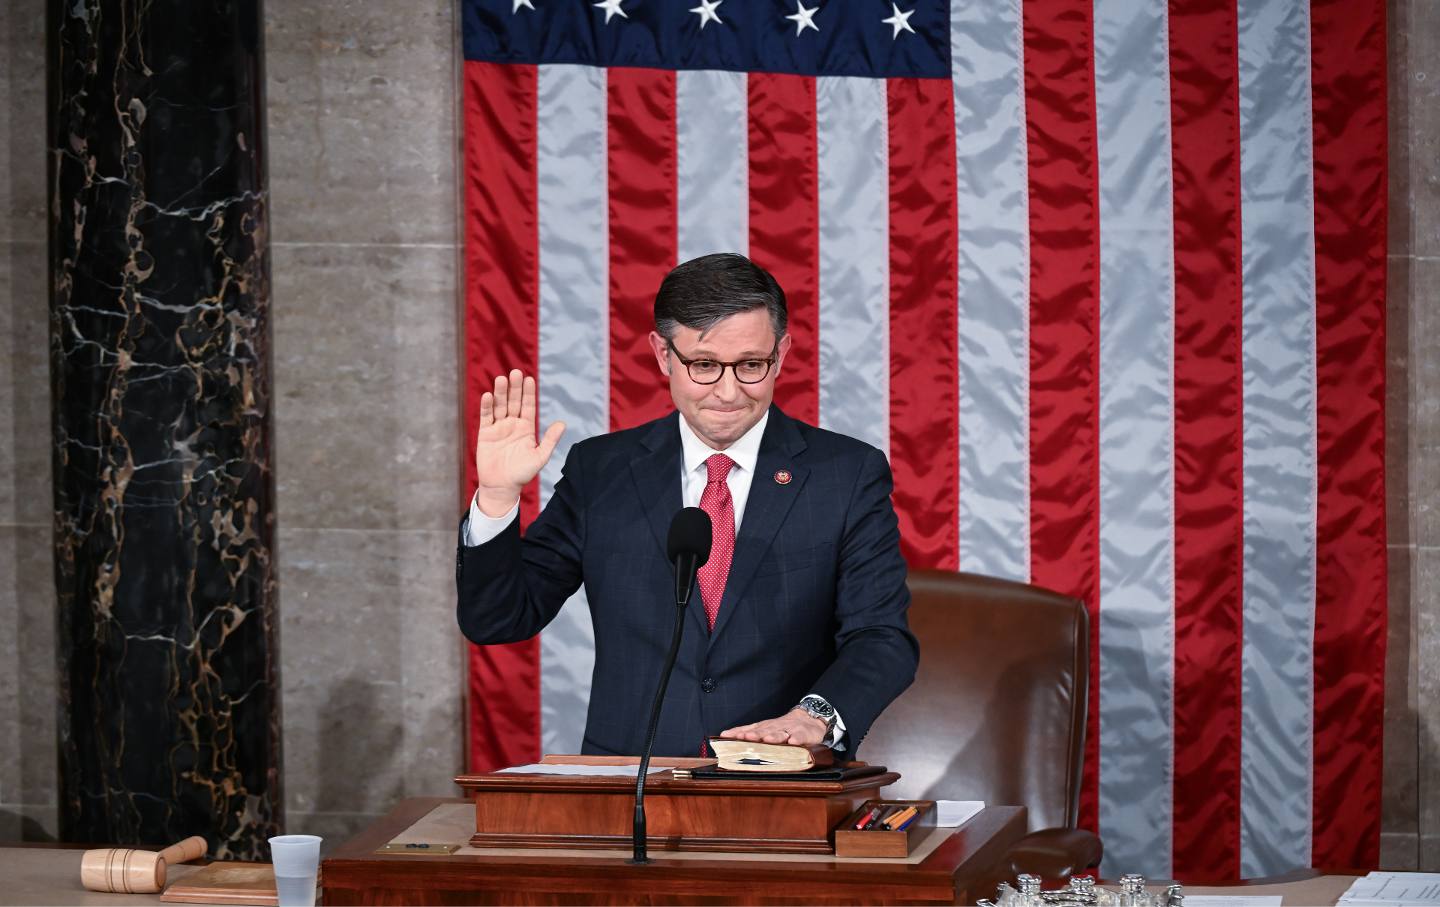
[
  {"xmin": 1339, "ymin": 871, "xmax": 1440, "ymax": 906},
  {"xmin": 935, "ymin": 800, "xmax": 985, "ymax": 827},
  {"xmin": 495, "ymin": 763, "xmax": 670, "ymax": 777},
  {"xmin": 1181, "ymin": 896, "xmax": 1283, "ymax": 907}
]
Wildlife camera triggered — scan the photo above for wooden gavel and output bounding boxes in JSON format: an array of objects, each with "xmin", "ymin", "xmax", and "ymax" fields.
[{"xmin": 80, "ymin": 835, "xmax": 208, "ymax": 894}]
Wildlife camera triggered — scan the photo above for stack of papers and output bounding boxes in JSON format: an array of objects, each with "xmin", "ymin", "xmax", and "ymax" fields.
[
  {"xmin": 934, "ymin": 800, "xmax": 984, "ymax": 827},
  {"xmin": 1339, "ymin": 872, "xmax": 1440, "ymax": 906},
  {"xmin": 495, "ymin": 763, "xmax": 668, "ymax": 777}
]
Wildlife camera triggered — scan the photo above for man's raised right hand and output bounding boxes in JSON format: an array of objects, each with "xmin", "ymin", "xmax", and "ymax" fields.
[{"xmin": 473, "ymin": 369, "xmax": 566, "ymax": 517}]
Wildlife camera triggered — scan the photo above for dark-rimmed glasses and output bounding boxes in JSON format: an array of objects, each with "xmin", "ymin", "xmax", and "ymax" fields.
[{"xmin": 666, "ymin": 339, "xmax": 779, "ymax": 385}]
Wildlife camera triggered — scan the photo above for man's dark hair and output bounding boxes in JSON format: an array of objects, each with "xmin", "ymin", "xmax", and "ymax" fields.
[{"xmin": 653, "ymin": 253, "xmax": 787, "ymax": 341}]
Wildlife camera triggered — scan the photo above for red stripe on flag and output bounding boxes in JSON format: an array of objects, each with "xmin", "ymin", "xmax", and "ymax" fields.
[
  {"xmin": 888, "ymin": 78, "xmax": 959, "ymax": 571},
  {"xmin": 1309, "ymin": 0, "xmax": 1388, "ymax": 869},
  {"xmin": 461, "ymin": 60, "xmax": 542, "ymax": 773},
  {"xmin": 1022, "ymin": 0, "xmax": 1103, "ymax": 835},
  {"xmin": 608, "ymin": 68, "xmax": 678, "ymax": 431},
  {"xmin": 748, "ymin": 74, "xmax": 819, "ymax": 425},
  {"xmin": 1168, "ymin": 0, "xmax": 1245, "ymax": 879}
]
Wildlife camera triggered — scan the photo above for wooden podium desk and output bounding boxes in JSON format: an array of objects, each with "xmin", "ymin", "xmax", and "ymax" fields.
[{"xmin": 320, "ymin": 797, "xmax": 1027, "ymax": 905}]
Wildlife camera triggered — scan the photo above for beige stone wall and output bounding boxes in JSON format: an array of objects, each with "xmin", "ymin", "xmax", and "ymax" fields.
[
  {"xmin": 0, "ymin": 0, "xmax": 467, "ymax": 845},
  {"xmin": 264, "ymin": 0, "xmax": 466, "ymax": 845},
  {"xmin": 1386, "ymin": 0, "xmax": 1440, "ymax": 873},
  {"xmin": 0, "ymin": 0, "xmax": 58, "ymax": 840}
]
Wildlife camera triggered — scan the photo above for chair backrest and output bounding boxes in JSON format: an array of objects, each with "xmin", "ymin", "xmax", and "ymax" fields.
[{"xmin": 858, "ymin": 569, "xmax": 1089, "ymax": 831}]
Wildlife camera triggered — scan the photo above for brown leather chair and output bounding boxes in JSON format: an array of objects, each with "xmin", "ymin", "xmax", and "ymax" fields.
[{"xmin": 859, "ymin": 568, "xmax": 1103, "ymax": 883}]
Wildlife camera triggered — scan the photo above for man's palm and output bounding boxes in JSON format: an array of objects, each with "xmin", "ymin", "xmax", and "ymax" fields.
[
  {"xmin": 473, "ymin": 370, "xmax": 564, "ymax": 512},
  {"xmin": 476, "ymin": 409, "xmax": 554, "ymax": 488}
]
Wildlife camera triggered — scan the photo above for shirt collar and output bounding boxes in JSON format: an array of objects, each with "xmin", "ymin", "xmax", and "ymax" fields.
[{"xmin": 678, "ymin": 409, "xmax": 769, "ymax": 478}]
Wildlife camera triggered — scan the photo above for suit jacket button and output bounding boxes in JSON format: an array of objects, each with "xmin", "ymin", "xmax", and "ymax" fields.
[{"xmin": 701, "ymin": 678, "xmax": 716, "ymax": 693}]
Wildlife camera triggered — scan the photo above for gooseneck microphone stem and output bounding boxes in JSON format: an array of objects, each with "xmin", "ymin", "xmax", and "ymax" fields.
[
  {"xmin": 630, "ymin": 597, "xmax": 688, "ymax": 864},
  {"xmin": 674, "ymin": 552, "xmax": 700, "ymax": 607},
  {"xmin": 631, "ymin": 507, "xmax": 711, "ymax": 866}
]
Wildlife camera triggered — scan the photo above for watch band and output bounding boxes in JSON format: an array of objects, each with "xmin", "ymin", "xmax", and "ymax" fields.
[{"xmin": 796, "ymin": 695, "xmax": 838, "ymax": 745}]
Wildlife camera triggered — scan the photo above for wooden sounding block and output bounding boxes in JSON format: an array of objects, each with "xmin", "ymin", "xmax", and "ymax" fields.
[
  {"xmin": 833, "ymin": 799, "xmax": 938, "ymax": 858},
  {"xmin": 80, "ymin": 835, "xmax": 208, "ymax": 894},
  {"xmin": 160, "ymin": 862, "xmax": 279, "ymax": 905}
]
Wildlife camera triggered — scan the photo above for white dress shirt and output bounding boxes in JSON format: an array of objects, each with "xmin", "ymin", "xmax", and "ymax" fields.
[
  {"xmin": 676, "ymin": 409, "xmax": 767, "ymax": 529},
  {"xmin": 462, "ymin": 410, "xmax": 845, "ymax": 747}
]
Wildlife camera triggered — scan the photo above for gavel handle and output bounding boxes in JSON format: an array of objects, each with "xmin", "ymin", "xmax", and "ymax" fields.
[{"xmin": 157, "ymin": 836, "xmax": 208, "ymax": 865}]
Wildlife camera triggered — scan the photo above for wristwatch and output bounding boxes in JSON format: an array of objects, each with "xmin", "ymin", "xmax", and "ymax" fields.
[{"xmin": 795, "ymin": 695, "xmax": 838, "ymax": 746}]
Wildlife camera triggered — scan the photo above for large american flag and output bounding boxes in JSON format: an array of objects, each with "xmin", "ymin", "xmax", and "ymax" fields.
[{"xmin": 458, "ymin": 0, "xmax": 1387, "ymax": 880}]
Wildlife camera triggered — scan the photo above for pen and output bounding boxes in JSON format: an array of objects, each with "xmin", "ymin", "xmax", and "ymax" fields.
[
  {"xmin": 883, "ymin": 806, "xmax": 918, "ymax": 830},
  {"xmin": 855, "ymin": 806, "xmax": 883, "ymax": 830},
  {"xmin": 895, "ymin": 811, "xmax": 920, "ymax": 831}
]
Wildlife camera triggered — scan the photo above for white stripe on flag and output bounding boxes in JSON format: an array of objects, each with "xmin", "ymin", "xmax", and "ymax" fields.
[
  {"xmin": 951, "ymin": 0, "xmax": 1030, "ymax": 581},
  {"xmin": 1093, "ymin": 0, "xmax": 1177, "ymax": 879},
  {"xmin": 816, "ymin": 76, "xmax": 889, "ymax": 455},
  {"xmin": 677, "ymin": 70, "xmax": 748, "ymax": 261},
  {"xmin": 536, "ymin": 64, "xmax": 607, "ymax": 755},
  {"xmin": 1236, "ymin": 0, "xmax": 1318, "ymax": 876}
]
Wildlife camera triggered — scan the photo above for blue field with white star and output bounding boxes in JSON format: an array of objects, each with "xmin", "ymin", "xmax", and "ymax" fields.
[{"xmin": 463, "ymin": 0, "xmax": 950, "ymax": 79}]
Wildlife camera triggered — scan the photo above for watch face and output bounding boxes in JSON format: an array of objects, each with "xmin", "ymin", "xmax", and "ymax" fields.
[{"xmin": 802, "ymin": 697, "xmax": 835, "ymax": 719}]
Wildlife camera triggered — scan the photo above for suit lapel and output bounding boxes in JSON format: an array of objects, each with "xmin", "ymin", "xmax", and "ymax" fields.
[
  {"xmin": 708, "ymin": 407, "xmax": 809, "ymax": 645},
  {"xmin": 629, "ymin": 413, "xmax": 684, "ymax": 563}
]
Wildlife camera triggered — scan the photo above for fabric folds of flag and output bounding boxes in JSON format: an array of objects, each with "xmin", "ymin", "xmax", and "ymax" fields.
[{"xmin": 458, "ymin": 0, "xmax": 1387, "ymax": 880}]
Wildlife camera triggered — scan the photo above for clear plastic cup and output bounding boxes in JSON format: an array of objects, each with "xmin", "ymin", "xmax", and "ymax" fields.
[{"xmin": 268, "ymin": 834, "xmax": 322, "ymax": 907}]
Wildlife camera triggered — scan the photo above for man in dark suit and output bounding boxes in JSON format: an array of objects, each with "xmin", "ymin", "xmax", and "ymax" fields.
[{"xmin": 457, "ymin": 253, "xmax": 917, "ymax": 757}]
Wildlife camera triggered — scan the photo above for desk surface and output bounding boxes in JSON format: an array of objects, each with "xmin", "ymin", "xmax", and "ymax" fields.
[
  {"xmin": 0, "ymin": 834, "xmax": 1364, "ymax": 906},
  {"xmin": 0, "ymin": 848, "xmax": 213, "ymax": 906},
  {"xmin": 1179, "ymin": 872, "xmax": 1359, "ymax": 906},
  {"xmin": 318, "ymin": 798, "xmax": 1367, "ymax": 907}
]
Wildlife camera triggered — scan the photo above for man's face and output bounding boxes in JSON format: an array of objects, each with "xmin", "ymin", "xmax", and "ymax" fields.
[{"xmin": 648, "ymin": 308, "xmax": 791, "ymax": 451}]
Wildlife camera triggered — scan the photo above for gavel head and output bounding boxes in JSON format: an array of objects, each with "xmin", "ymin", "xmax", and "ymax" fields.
[{"xmin": 79, "ymin": 847, "xmax": 167, "ymax": 894}]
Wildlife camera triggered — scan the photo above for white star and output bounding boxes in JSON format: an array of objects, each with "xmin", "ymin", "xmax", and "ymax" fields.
[
  {"xmin": 690, "ymin": 0, "xmax": 723, "ymax": 28},
  {"xmin": 512, "ymin": 0, "xmax": 534, "ymax": 11},
  {"xmin": 881, "ymin": 2, "xmax": 915, "ymax": 38},
  {"xmin": 594, "ymin": 0, "xmax": 628, "ymax": 23},
  {"xmin": 786, "ymin": 0, "xmax": 819, "ymax": 35}
]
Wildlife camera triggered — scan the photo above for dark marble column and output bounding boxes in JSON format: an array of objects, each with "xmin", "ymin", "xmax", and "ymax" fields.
[{"xmin": 48, "ymin": 0, "xmax": 281, "ymax": 858}]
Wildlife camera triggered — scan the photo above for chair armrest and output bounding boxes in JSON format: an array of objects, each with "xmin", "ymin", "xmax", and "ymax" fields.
[{"xmin": 1005, "ymin": 827, "xmax": 1104, "ymax": 882}]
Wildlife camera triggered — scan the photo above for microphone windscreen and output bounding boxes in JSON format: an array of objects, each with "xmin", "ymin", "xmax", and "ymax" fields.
[{"xmin": 666, "ymin": 507, "xmax": 712, "ymax": 568}]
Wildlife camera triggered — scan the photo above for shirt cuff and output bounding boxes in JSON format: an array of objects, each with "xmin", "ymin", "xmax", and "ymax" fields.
[{"xmin": 464, "ymin": 496, "xmax": 519, "ymax": 547}]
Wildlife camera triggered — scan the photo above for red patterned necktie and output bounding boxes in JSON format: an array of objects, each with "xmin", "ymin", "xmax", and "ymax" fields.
[{"xmin": 697, "ymin": 454, "xmax": 736, "ymax": 631}]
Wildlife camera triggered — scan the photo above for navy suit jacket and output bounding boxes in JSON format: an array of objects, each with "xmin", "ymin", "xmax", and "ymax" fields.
[{"xmin": 456, "ymin": 405, "xmax": 918, "ymax": 758}]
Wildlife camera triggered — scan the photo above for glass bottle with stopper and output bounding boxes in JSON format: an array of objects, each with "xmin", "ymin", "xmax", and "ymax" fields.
[{"xmin": 977, "ymin": 873, "xmax": 1183, "ymax": 907}]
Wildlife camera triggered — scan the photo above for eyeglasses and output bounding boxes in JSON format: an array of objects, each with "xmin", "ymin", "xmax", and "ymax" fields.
[{"xmin": 666, "ymin": 339, "xmax": 779, "ymax": 385}]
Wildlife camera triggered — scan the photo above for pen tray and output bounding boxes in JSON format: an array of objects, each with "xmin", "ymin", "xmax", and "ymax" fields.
[{"xmin": 833, "ymin": 799, "xmax": 936, "ymax": 858}]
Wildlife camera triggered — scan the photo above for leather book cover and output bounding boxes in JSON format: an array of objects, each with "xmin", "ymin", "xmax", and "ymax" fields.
[{"xmin": 689, "ymin": 761, "xmax": 886, "ymax": 782}]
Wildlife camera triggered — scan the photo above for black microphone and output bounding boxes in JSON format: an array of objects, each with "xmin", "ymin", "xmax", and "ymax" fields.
[
  {"xmin": 631, "ymin": 507, "xmax": 713, "ymax": 864},
  {"xmin": 667, "ymin": 506, "xmax": 712, "ymax": 607}
]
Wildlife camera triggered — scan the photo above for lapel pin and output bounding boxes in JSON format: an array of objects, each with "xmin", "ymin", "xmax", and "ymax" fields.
[{"xmin": 774, "ymin": 469, "xmax": 792, "ymax": 485}]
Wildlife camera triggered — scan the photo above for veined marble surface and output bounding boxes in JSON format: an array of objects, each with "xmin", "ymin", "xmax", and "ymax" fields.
[{"xmin": 48, "ymin": 0, "xmax": 280, "ymax": 858}]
